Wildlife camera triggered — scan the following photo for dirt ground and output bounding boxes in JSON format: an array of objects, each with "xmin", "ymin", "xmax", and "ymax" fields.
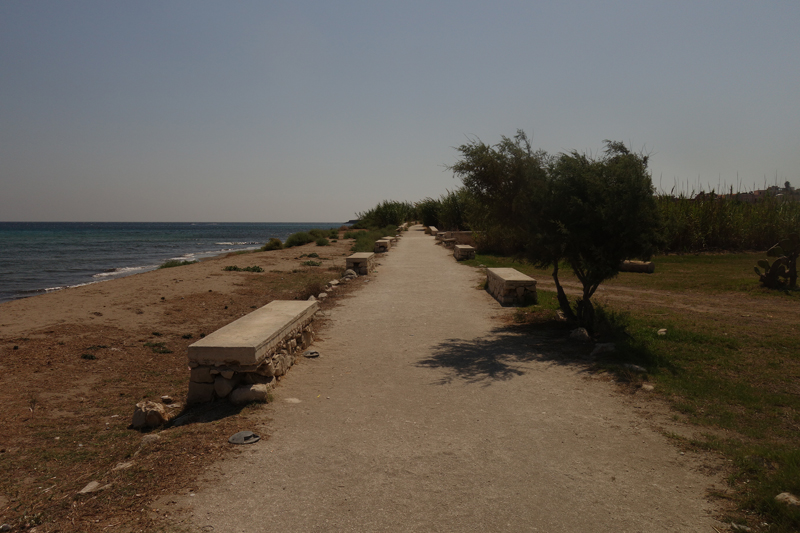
[{"xmin": 0, "ymin": 236, "xmax": 361, "ymax": 531}]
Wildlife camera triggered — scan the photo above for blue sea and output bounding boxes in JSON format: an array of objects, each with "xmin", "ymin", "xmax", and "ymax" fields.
[{"xmin": 0, "ymin": 222, "xmax": 343, "ymax": 304}]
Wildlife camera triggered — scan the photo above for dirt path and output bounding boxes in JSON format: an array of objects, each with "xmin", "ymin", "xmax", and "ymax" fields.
[{"xmin": 178, "ymin": 227, "xmax": 725, "ymax": 532}]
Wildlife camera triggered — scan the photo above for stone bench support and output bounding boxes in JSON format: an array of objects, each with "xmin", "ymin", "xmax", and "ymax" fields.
[
  {"xmin": 346, "ymin": 252, "xmax": 375, "ymax": 275},
  {"xmin": 374, "ymin": 239, "xmax": 391, "ymax": 253},
  {"xmin": 486, "ymin": 268, "xmax": 538, "ymax": 306},
  {"xmin": 453, "ymin": 245, "xmax": 476, "ymax": 261},
  {"xmin": 186, "ymin": 300, "xmax": 319, "ymax": 404}
]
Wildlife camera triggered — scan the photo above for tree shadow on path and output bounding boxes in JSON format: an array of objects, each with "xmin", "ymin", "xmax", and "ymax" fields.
[{"xmin": 418, "ymin": 322, "xmax": 595, "ymax": 385}]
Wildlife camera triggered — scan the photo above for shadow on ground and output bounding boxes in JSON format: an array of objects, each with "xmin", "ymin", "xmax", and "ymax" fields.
[{"xmin": 418, "ymin": 322, "xmax": 595, "ymax": 385}]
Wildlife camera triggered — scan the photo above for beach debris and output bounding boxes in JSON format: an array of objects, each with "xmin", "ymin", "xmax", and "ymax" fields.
[
  {"xmin": 131, "ymin": 401, "xmax": 169, "ymax": 429},
  {"xmin": 228, "ymin": 430, "xmax": 260, "ymax": 445}
]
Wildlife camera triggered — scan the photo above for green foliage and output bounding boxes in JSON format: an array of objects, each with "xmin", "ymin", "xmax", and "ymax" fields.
[
  {"xmin": 261, "ymin": 238, "xmax": 283, "ymax": 251},
  {"xmin": 755, "ymin": 233, "xmax": 799, "ymax": 289},
  {"xmin": 315, "ymin": 237, "xmax": 330, "ymax": 246},
  {"xmin": 158, "ymin": 259, "xmax": 197, "ymax": 269},
  {"xmin": 223, "ymin": 265, "xmax": 264, "ymax": 272},
  {"xmin": 415, "ymin": 197, "xmax": 441, "ymax": 228},
  {"xmin": 284, "ymin": 232, "xmax": 315, "ymax": 248},
  {"xmin": 301, "ymin": 260, "xmax": 322, "ymax": 267},
  {"xmin": 658, "ymin": 193, "xmax": 800, "ymax": 253},
  {"xmin": 308, "ymin": 227, "xmax": 338, "ymax": 240},
  {"xmin": 143, "ymin": 342, "xmax": 172, "ymax": 354},
  {"xmin": 349, "ymin": 226, "xmax": 397, "ymax": 253},
  {"xmin": 355, "ymin": 200, "xmax": 415, "ymax": 228}
]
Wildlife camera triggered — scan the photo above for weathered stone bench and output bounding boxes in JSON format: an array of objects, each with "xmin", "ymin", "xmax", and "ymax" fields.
[
  {"xmin": 374, "ymin": 239, "xmax": 391, "ymax": 253},
  {"xmin": 383, "ymin": 236, "xmax": 398, "ymax": 245},
  {"xmin": 441, "ymin": 238, "xmax": 456, "ymax": 248},
  {"xmin": 186, "ymin": 300, "xmax": 319, "ymax": 405},
  {"xmin": 486, "ymin": 268, "xmax": 538, "ymax": 306},
  {"xmin": 427, "ymin": 226, "xmax": 439, "ymax": 236},
  {"xmin": 619, "ymin": 260, "xmax": 655, "ymax": 273},
  {"xmin": 346, "ymin": 252, "xmax": 375, "ymax": 275},
  {"xmin": 436, "ymin": 231, "xmax": 447, "ymax": 243},
  {"xmin": 453, "ymin": 245, "xmax": 476, "ymax": 261}
]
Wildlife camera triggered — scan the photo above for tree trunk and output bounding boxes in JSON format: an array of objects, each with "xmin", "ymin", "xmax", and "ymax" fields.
[{"xmin": 552, "ymin": 263, "xmax": 576, "ymax": 322}]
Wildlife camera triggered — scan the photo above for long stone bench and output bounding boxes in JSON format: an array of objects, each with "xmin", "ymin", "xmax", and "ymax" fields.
[
  {"xmin": 486, "ymin": 268, "xmax": 538, "ymax": 306},
  {"xmin": 374, "ymin": 239, "xmax": 391, "ymax": 253},
  {"xmin": 453, "ymin": 245, "xmax": 476, "ymax": 261},
  {"xmin": 346, "ymin": 252, "xmax": 375, "ymax": 275},
  {"xmin": 186, "ymin": 300, "xmax": 319, "ymax": 405},
  {"xmin": 427, "ymin": 226, "xmax": 438, "ymax": 236}
]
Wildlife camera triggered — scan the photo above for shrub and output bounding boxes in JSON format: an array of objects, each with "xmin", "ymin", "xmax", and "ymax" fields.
[
  {"xmin": 284, "ymin": 232, "xmax": 314, "ymax": 248},
  {"xmin": 302, "ymin": 260, "xmax": 322, "ymax": 267},
  {"xmin": 223, "ymin": 265, "xmax": 264, "ymax": 272},
  {"xmin": 261, "ymin": 238, "xmax": 283, "ymax": 251},
  {"xmin": 315, "ymin": 237, "xmax": 330, "ymax": 246},
  {"xmin": 159, "ymin": 260, "xmax": 197, "ymax": 269}
]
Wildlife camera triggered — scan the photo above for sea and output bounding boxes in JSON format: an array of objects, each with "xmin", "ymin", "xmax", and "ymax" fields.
[{"xmin": 0, "ymin": 222, "xmax": 344, "ymax": 304}]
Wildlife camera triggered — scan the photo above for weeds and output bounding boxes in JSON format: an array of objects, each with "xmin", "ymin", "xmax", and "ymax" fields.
[
  {"xmin": 261, "ymin": 238, "xmax": 283, "ymax": 251},
  {"xmin": 301, "ymin": 260, "xmax": 322, "ymax": 267},
  {"xmin": 223, "ymin": 265, "xmax": 264, "ymax": 272},
  {"xmin": 158, "ymin": 260, "xmax": 197, "ymax": 269}
]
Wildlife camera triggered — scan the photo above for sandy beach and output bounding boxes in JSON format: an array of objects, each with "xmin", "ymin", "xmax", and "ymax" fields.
[{"xmin": 0, "ymin": 236, "xmax": 362, "ymax": 530}]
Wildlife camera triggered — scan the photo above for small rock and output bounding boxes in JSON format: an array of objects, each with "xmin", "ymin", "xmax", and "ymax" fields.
[
  {"xmin": 307, "ymin": 295, "xmax": 316, "ymax": 301},
  {"xmin": 657, "ymin": 328, "xmax": 667, "ymax": 336},
  {"xmin": 623, "ymin": 364, "xmax": 648, "ymax": 374},
  {"xmin": 141, "ymin": 434, "xmax": 161, "ymax": 447},
  {"xmin": 160, "ymin": 395, "xmax": 174, "ymax": 404},
  {"xmin": 1, "ymin": 524, "xmax": 12, "ymax": 532},
  {"xmin": 343, "ymin": 269, "xmax": 358, "ymax": 278},
  {"xmin": 112, "ymin": 461, "xmax": 134, "ymax": 471},
  {"xmin": 303, "ymin": 350, "xmax": 320, "ymax": 358},
  {"xmin": 569, "ymin": 328, "xmax": 591, "ymax": 342},
  {"xmin": 230, "ymin": 384, "xmax": 269, "ymax": 404},
  {"xmin": 214, "ymin": 375, "xmax": 236, "ymax": 398},
  {"xmin": 220, "ymin": 370, "xmax": 235, "ymax": 379},
  {"xmin": 131, "ymin": 401, "xmax": 168, "ymax": 429},
  {"xmin": 318, "ymin": 292, "xmax": 328, "ymax": 299},
  {"xmin": 775, "ymin": 492, "xmax": 800, "ymax": 507},
  {"xmin": 78, "ymin": 481, "xmax": 110, "ymax": 494},
  {"xmin": 590, "ymin": 343, "xmax": 615, "ymax": 357},
  {"xmin": 730, "ymin": 524, "xmax": 752, "ymax": 532},
  {"xmin": 328, "ymin": 279, "xmax": 340, "ymax": 286},
  {"xmin": 640, "ymin": 383, "xmax": 655, "ymax": 391}
]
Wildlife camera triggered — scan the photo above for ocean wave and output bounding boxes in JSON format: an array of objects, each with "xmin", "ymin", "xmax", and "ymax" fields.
[
  {"xmin": 92, "ymin": 265, "xmax": 151, "ymax": 278},
  {"xmin": 215, "ymin": 241, "xmax": 260, "ymax": 245}
]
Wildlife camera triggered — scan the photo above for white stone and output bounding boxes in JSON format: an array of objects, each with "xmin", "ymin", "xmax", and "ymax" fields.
[
  {"xmin": 657, "ymin": 328, "xmax": 667, "ymax": 336},
  {"xmin": 775, "ymin": 492, "xmax": 800, "ymax": 507},
  {"xmin": 230, "ymin": 384, "xmax": 269, "ymax": 404}
]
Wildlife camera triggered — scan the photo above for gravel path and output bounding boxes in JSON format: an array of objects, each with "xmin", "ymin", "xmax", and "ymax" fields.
[{"xmin": 183, "ymin": 226, "xmax": 724, "ymax": 532}]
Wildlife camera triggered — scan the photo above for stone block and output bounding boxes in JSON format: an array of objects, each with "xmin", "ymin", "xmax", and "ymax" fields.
[
  {"xmin": 188, "ymin": 300, "xmax": 318, "ymax": 367},
  {"xmin": 346, "ymin": 252, "xmax": 375, "ymax": 275},
  {"xmin": 214, "ymin": 375, "xmax": 237, "ymax": 398},
  {"xmin": 486, "ymin": 268, "xmax": 538, "ymax": 306},
  {"xmin": 190, "ymin": 366, "xmax": 214, "ymax": 384},
  {"xmin": 230, "ymin": 384, "xmax": 269, "ymax": 404},
  {"xmin": 453, "ymin": 245, "xmax": 476, "ymax": 261},
  {"xmin": 186, "ymin": 381, "xmax": 215, "ymax": 405},
  {"xmin": 374, "ymin": 239, "xmax": 391, "ymax": 253}
]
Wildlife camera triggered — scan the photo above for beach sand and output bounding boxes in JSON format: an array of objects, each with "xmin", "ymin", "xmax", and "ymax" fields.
[{"xmin": 0, "ymin": 236, "xmax": 363, "ymax": 530}]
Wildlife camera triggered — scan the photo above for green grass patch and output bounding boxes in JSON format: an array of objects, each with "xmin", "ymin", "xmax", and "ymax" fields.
[
  {"xmin": 223, "ymin": 265, "xmax": 264, "ymax": 272},
  {"xmin": 301, "ymin": 260, "xmax": 322, "ymax": 267}
]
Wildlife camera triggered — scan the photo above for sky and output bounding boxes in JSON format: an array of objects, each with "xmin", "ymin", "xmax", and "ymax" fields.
[{"xmin": 1, "ymin": 1, "xmax": 798, "ymax": 222}]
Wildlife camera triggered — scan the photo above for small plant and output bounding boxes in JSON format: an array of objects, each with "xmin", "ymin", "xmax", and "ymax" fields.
[
  {"xmin": 81, "ymin": 353, "xmax": 97, "ymax": 360},
  {"xmin": 181, "ymin": 333, "xmax": 193, "ymax": 339},
  {"xmin": 223, "ymin": 265, "xmax": 264, "ymax": 272},
  {"xmin": 302, "ymin": 260, "xmax": 322, "ymax": 267},
  {"xmin": 151, "ymin": 332, "xmax": 162, "ymax": 337},
  {"xmin": 315, "ymin": 237, "xmax": 330, "ymax": 246},
  {"xmin": 144, "ymin": 342, "xmax": 173, "ymax": 354},
  {"xmin": 755, "ymin": 234, "xmax": 799, "ymax": 289},
  {"xmin": 284, "ymin": 232, "xmax": 315, "ymax": 248},
  {"xmin": 159, "ymin": 260, "xmax": 197, "ymax": 269},
  {"xmin": 261, "ymin": 238, "xmax": 283, "ymax": 251}
]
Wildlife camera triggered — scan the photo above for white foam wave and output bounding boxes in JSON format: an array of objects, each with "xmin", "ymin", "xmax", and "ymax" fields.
[{"xmin": 92, "ymin": 265, "xmax": 151, "ymax": 278}]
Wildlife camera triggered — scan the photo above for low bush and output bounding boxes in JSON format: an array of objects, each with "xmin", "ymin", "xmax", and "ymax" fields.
[
  {"xmin": 284, "ymin": 232, "xmax": 314, "ymax": 248},
  {"xmin": 315, "ymin": 237, "xmax": 330, "ymax": 246},
  {"xmin": 223, "ymin": 265, "xmax": 264, "ymax": 272},
  {"xmin": 350, "ymin": 225, "xmax": 397, "ymax": 253},
  {"xmin": 301, "ymin": 260, "xmax": 322, "ymax": 267},
  {"xmin": 158, "ymin": 260, "xmax": 197, "ymax": 269},
  {"xmin": 261, "ymin": 238, "xmax": 283, "ymax": 251}
]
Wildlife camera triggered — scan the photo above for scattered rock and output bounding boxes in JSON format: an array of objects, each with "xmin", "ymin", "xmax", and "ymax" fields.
[
  {"xmin": 141, "ymin": 434, "xmax": 161, "ymax": 447},
  {"xmin": 623, "ymin": 364, "xmax": 648, "ymax": 374},
  {"xmin": 303, "ymin": 350, "xmax": 320, "ymax": 358},
  {"xmin": 228, "ymin": 430, "xmax": 260, "ymax": 445},
  {"xmin": 775, "ymin": 492, "xmax": 800, "ymax": 507},
  {"xmin": 590, "ymin": 343, "xmax": 615, "ymax": 357},
  {"xmin": 131, "ymin": 401, "xmax": 169, "ymax": 429},
  {"xmin": 229, "ymin": 384, "xmax": 269, "ymax": 404},
  {"xmin": 307, "ymin": 295, "xmax": 317, "ymax": 301},
  {"xmin": 730, "ymin": 523, "xmax": 752, "ymax": 532},
  {"xmin": 318, "ymin": 292, "xmax": 328, "ymax": 299},
  {"xmin": 328, "ymin": 279, "xmax": 340, "ymax": 286},
  {"xmin": 112, "ymin": 461, "xmax": 134, "ymax": 471},
  {"xmin": 640, "ymin": 383, "xmax": 655, "ymax": 392},
  {"xmin": 657, "ymin": 328, "xmax": 667, "ymax": 336},
  {"xmin": 220, "ymin": 370, "xmax": 235, "ymax": 379},
  {"xmin": 160, "ymin": 395, "xmax": 174, "ymax": 404},
  {"xmin": 78, "ymin": 481, "xmax": 111, "ymax": 494},
  {"xmin": 569, "ymin": 328, "xmax": 591, "ymax": 342}
]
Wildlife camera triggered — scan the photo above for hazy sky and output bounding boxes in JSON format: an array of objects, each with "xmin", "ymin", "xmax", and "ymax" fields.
[{"xmin": 1, "ymin": 1, "xmax": 798, "ymax": 222}]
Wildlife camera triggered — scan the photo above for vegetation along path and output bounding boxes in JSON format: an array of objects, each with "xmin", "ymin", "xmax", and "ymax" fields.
[{"xmin": 180, "ymin": 226, "xmax": 725, "ymax": 532}]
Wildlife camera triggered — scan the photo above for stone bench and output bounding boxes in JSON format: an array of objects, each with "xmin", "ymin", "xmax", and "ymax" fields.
[
  {"xmin": 427, "ymin": 226, "xmax": 439, "ymax": 236},
  {"xmin": 187, "ymin": 300, "xmax": 319, "ymax": 404},
  {"xmin": 383, "ymin": 236, "xmax": 398, "ymax": 244},
  {"xmin": 374, "ymin": 239, "xmax": 391, "ymax": 253},
  {"xmin": 441, "ymin": 238, "xmax": 456, "ymax": 248},
  {"xmin": 453, "ymin": 245, "xmax": 476, "ymax": 261},
  {"xmin": 486, "ymin": 268, "xmax": 538, "ymax": 306},
  {"xmin": 346, "ymin": 252, "xmax": 375, "ymax": 275},
  {"xmin": 436, "ymin": 231, "xmax": 447, "ymax": 242}
]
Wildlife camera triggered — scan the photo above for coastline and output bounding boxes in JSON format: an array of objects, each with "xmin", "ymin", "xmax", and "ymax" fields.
[{"xmin": 0, "ymin": 234, "xmax": 361, "ymax": 530}]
